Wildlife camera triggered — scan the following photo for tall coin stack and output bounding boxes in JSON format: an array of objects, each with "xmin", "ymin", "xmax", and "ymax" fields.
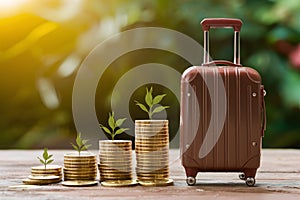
[
  {"xmin": 135, "ymin": 120, "xmax": 173, "ymax": 186},
  {"xmin": 23, "ymin": 165, "xmax": 62, "ymax": 185},
  {"xmin": 99, "ymin": 140, "xmax": 136, "ymax": 186},
  {"xmin": 62, "ymin": 152, "xmax": 98, "ymax": 186}
]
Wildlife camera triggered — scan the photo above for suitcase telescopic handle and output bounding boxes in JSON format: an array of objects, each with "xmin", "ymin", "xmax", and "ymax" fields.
[{"xmin": 201, "ymin": 18, "xmax": 243, "ymax": 65}]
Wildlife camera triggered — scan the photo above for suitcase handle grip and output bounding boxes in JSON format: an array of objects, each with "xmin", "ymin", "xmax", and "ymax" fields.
[
  {"xmin": 202, "ymin": 60, "xmax": 241, "ymax": 67},
  {"xmin": 201, "ymin": 18, "xmax": 242, "ymax": 65},
  {"xmin": 201, "ymin": 18, "xmax": 242, "ymax": 32}
]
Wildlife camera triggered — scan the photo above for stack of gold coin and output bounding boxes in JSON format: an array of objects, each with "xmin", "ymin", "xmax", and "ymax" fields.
[
  {"xmin": 22, "ymin": 165, "xmax": 62, "ymax": 185},
  {"xmin": 99, "ymin": 140, "xmax": 137, "ymax": 186},
  {"xmin": 62, "ymin": 152, "xmax": 97, "ymax": 186},
  {"xmin": 135, "ymin": 120, "xmax": 173, "ymax": 186}
]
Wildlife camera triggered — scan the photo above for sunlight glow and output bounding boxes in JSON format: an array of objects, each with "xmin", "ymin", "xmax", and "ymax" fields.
[
  {"xmin": 0, "ymin": 0, "xmax": 29, "ymax": 9},
  {"xmin": 0, "ymin": 0, "xmax": 31, "ymax": 16}
]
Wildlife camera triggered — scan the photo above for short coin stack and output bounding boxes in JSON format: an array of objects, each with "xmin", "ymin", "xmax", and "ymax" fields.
[
  {"xmin": 23, "ymin": 165, "xmax": 62, "ymax": 185},
  {"xmin": 62, "ymin": 152, "xmax": 98, "ymax": 186},
  {"xmin": 135, "ymin": 120, "xmax": 173, "ymax": 186},
  {"xmin": 99, "ymin": 140, "xmax": 136, "ymax": 186}
]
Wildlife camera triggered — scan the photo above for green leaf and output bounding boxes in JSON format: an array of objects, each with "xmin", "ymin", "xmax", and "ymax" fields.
[
  {"xmin": 47, "ymin": 154, "xmax": 53, "ymax": 160},
  {"xmin": 83, "ymin": 144, "xmax": 91, "ymax": 150},
  {"xmin": 43, "ymin": 147, "xmax": 48, "ymax": 160},
  {"xmin": 108, "ymin": 112, "xmax": 115, "ymax": 130},
  {"xmin": 71, "ymin": 143, "xmax": 79, "ymax": 151},
  {"xmin": 115, "ymin": 128, "xmax": 129, "ymax": 135},
  {"xmin": 152, "ymin": 106, "xmax": 169, "ymax": 115},
  {"xmin": 82, "ymin": 139, "xmax": 89, "ymax": 145},
  {"xmin": 37, "ymin": 157, "xmax": 45, "ymax": 165},
  {"xmin": 135, "ymin": 101, "xmax": 149, "ymax": 113},
  {"xmin": 152, "ymin": 94, "xmax": 166, "ymax": 104},
  {"xmin": 46, "ymin": 159, "xmax": 54, "ymax": 165},
  {"xmin": 116, "ymin": 118, "xmax": 126, "ymax": 127},
  {"xmin": 76, "ymin": 133, "xmax": 83, "ymax": 147},
  {"xmin": 100, "ymin": 124, "xmax": 112, "ymax": 134},
  {"xmin": 145, "ymin": 87, "xmax": 153, "ymax": 107}
]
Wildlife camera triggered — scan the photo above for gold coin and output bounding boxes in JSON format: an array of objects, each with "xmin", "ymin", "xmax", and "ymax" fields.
[
  {"xmin": 63, "ymin": 170, "xmax": 96, "ymax": 175},
  {"xmin": 99, "ymin": 154, "xmax": 132, "ymax": 159},
  {"xmin": 135, "ymin": 119, "xmax": 168, "ymax": 124},
  {"xmin": 135, "ymin": 130, "xmax": 168, "ymax": 135},
  {"xmin": 100, "ymin": 175, "xmax": 132, "ymax": 181},
  {"xmin": 99, "ymin": 161, "xmax": 131, "ymax": 166},
  {"xmin": 22, "ymin": 178, "xmax": 61, "ymax": 185},
  {"xmin": 135, "ymin": 139, "xmax": 168, "ymax": 144},
  {"xmin": 63, "ymin": 176, "xmax": 96, "ymax": 180},
  {"xmin": 138, "ymin": 179, "xmax": 173, "ymax": 186},
  {"xmin": 99, "ymin": 167, "xmax": 131, "ymax": 172},
  {"xmin": 64, "ymin": 162, "xmax": 97, "ymax": 165},
  {"xmin": 135, "ymin": 147, "xmax": 168, "ymax": 151},
  {"xmin": 31, "ymin": 172, "xmax": 62, "ymax": 177},
  {"xmin": 101, "ymin": 180, "xmax": 137, "ymax": 187},
  {"xmin": 63, "ymin": 176, "xmax": 97, "ymax": 180},
  {"xmin": 64, "ymin": 152, "xmax": 96, "ymax": 157},
  {"xmin": 63, "ymin": 170, "xmax": 97, "ymax": 174},
  {"xmin": 62, "ymin": 180, "xmax": 98, "ymax": 187},
  {"xmin": 31, "ymin": 169, "xmax": 62, "ymax": 173},
  {"xmin": 31, "ymin": 165, "xmax": 62, "ymax": 170},
  {"xmin": 63, "ymin": 166, "xmax": 96, "ymax": 170},
  {"xmin": 63, "ymin": 170, "xmax": 97, "ymax": 175},
  {"xmin": 28, "ymin": 175, "xmax": 60, "ymax": 180},
  {"xmin": 64, "ymin": 158, "xmax": 96, "ymax": 162},
  {"xmin": 135, "ymin": 135, "xmax": 168, "ymax": 139},
  {"xmin": 136, "ymin": 165, "xmax": 169, "ymax": 170},
  {"xmin": 63, "ymin": 177, "xmax": 96, "ymax": 181}
]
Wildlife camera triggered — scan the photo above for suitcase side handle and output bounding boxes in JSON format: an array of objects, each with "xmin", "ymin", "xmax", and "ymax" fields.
[{"xmin": 201, "ymin": 18, "xmax": 243, "ymax": 65}]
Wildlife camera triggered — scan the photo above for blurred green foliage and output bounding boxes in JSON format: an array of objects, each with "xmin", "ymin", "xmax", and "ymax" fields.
[{"xmin": 0, "ymin": 0, "xmax": 299, "ymax": 149}]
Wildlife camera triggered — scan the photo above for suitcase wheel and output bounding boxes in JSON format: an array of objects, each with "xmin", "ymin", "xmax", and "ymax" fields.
[
  {"xmin": 186, "ymin": 176, "xmax": 196, "ymax": 186},
  {"xmin": 245, "ymin": 177, "xmax": 256, "ymax": 187},
  {"xmin": 238, "ymin": 173, "xmax": 246, "ymax": 180}
]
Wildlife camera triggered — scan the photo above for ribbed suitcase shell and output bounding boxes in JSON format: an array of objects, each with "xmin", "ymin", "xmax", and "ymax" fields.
[{"xmin": 180, "ymin": 66, "xmax": 265, "ymax": 185}]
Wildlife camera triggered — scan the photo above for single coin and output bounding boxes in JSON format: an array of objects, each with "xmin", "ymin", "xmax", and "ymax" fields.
[
  {"xmin": 136, "ymin": 168, "xmax": 169, "ymax": 173},
  {"xmin": 31, "ymin": 165, "xmax": 62, "ymax": 170},
  {"xmin": 64, "ymin": 158, "xmax": 96, "ymax": 162},
  {"xmin": 135, "ymin": 120, "xmax": 168, "ymax": 124},
  {"xmin": 62, "ymin": 180, "xmax": 98, "ymax": 187},
  {"xmin": 101, "ymin": 180, "xmax": 137, "ymax": 187},
  {"xmin": 63, "ymin": 172, "xmax": 96, "ymax": 176},
  {"xmin": 138, "ymin": 179, "xmax": 174, "ymax": 186},
  {"xmin": 28, "ymin": 175, "xmax": 60, "ymax": 180},
  {"xmin": 136, "ymin": 174, "xmax": 169, "ymax": 178},
  {"xmin": 64, "ymin": 162, "xmax": 97, "ymax": 166},
  {"xmin": 31, "ymin": 172, "xmax": 61, "ymax": 176},
  {"xmin": 63, "ymin": 177, "xmax": 96, "ymax": 181},
  {"xmin": 63, "ymin": 167, "xmax": 97, "ymax": 171},
  {"xmin": 64, "ymin": 152, "xmax": 96, "ymax": 157},
  {"xmin": 22, "ymin": 178, "xmax": 61, "ymax": 185}
]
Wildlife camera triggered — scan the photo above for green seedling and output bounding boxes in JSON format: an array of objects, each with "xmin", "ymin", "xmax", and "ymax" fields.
[
  {"xmin": 37, "ymin": 147, "xmax": 54, "ymax": 169},
  {"xmin": 100, "ymin": 112, "xmax": 129, "ymax": 140},
  {"xmin": 135, "ymin": 87, "xmax": 169, "ymax": 119},
  {"xmin": 71, "ymin": 133, "xmax": 91, "ymax": 156}
]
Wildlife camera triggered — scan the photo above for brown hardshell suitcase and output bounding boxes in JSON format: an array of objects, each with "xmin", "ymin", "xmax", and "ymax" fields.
[{"xmin": 180, "ymin": 18, "xmax": 266, "ymax": 187}]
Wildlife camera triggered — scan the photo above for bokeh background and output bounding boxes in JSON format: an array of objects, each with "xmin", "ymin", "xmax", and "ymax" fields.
[{"xmin": 0, "ymin": 0, "xmax": 299, "ymax": 149}]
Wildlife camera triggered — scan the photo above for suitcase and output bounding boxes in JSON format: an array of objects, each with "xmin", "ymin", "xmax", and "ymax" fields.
[{"xmin": 180, "ymin": 18, "xmax": 266, "ymax": 187}]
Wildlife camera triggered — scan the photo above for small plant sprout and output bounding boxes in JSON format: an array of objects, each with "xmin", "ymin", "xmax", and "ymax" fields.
[
  {"xmin": 37, "ymin": 147, "xmax": 54, "ymax": 169},
  {"xmin": 135, "ymin": 87, "xmax": 169, "ymax": 119},
  {"xmin": 71, "ymin": 133, "xmax": 91, "ymax": 156},
  {"xmin": 100, "ymin": 112, "xmax": 129, "ymax": 140}
]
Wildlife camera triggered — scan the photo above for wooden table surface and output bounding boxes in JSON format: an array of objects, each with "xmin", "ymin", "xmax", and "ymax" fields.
[{"xmin": 0, "ymin": 149, "xmax": 300, "ymax": 200}]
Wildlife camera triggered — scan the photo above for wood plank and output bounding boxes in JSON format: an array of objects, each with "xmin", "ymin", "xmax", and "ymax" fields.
[{"xmin": 0, "ymin": 149, "xmax": 299, "ymax": 199}]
